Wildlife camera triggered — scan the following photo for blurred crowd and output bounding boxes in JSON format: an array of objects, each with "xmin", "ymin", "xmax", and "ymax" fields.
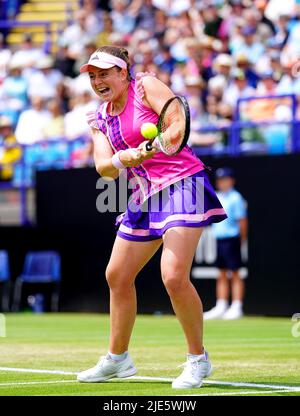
[{"xmin": 1, "ymin": 0, "xmax": 300, "ymax": 184}]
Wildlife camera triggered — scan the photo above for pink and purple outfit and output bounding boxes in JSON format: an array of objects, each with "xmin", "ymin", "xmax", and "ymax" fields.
[{"xmin": 87, "ymin": 79, "xmax": 227, "ymax": 241}]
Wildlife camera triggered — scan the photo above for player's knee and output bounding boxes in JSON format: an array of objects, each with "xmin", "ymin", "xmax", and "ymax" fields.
[
  {"xmin": 105, "ymin": 265, "xmax": 134, "ymax": 291},
  {"xmin": 162, "ymin": 268, "xmax": 189, "ymax": 295}
]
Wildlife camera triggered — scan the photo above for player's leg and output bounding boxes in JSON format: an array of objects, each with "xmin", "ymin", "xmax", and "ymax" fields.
[
  {"xmin": 160, "ymin": 226, "xmax": 212, "ymax": 388},
  {"xmin": 77, "ymin": 236, "xmax": 162, "ymax": 382},
  {"xmin": 106, "ymin": 236, "xmax": 162, "ymax": 354},
  {"xmin": 161, "ymin": 226, "xmax": 204, "ymax": 354}
]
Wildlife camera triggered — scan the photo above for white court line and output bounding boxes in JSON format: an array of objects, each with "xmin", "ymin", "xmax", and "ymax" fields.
[
  {"xmin": 0, "ymin": 367, "xmax": 76, "ymax": 376},
  {"xmin": 180, "ymin": 388, "xmax": 300, "ymax": 396},
  {"xmin": 0, "ymin": 367, "xmax": 299, "ymax": 392},
  {"xmin": 0, "ymin": 380, "xmax": 78, "ymax": 387}
]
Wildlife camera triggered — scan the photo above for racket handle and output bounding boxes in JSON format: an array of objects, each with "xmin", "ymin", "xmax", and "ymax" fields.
[{"xmin": 145, "ymin": 142, "xmax": 153, "ymax": 151}]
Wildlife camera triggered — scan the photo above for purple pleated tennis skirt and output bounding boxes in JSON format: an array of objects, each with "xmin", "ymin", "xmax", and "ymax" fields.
[{"xmin": 115, "ymin": 169, "xmax": 227, "ymax": 242}]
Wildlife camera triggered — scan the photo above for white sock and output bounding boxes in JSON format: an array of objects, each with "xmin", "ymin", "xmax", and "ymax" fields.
[
  {"xmin": 187, "ymin": 351, "xmax": 206, "ymax": 361},
  {"xmin": 108, "ymin": 351, "xmax": 128, "ymax": 361},
  {"xmin": 216, "ymin": 299, "xmax": 229, "ymax": 309},
  {"xmin": 231, "ymin": 300, "xmax": 242, "ymax": 309}
]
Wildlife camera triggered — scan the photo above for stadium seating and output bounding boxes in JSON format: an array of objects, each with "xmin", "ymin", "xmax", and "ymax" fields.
[
  {"xmin": 0, "ymin": 250, "xmax": 10, "ymax": 312},
  {"xmin": 12, "ymin": 251, "xmax": 61, "ymax": 312}
]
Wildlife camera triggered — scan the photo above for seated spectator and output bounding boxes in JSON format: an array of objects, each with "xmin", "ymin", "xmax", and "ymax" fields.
[
  {"xmin": 15, "ymin": 96, "xmax": 51, "ymax": 144},
  {"xmin": 232, "ymin": 26, "xmax": 265, "ymax": 64},
  {"xmin": 54, "ymin": 40, "xmax": 77, "ymax": 78},
  {"xmin": 12, "ymin": 33, "xmax": 45, "ymax": 76},
  {"xmin": 0, "ymin": 116, "xmax": 22, "ymax": 181},
  {"xmin": 81, "ymin": 0, "xmax": 103, "ymax": 35},
  {"xmin": 202, "ymin": 1, "xmax": 224, "ymax": 39},
  {"xmin": 184, "ymin": 75, "xmax": 205, "ymax": 132},
  {"xmin": 0, "ymin": 33, "xmax": 12, "ymax": 81},
  {"xmin": 211, "ymin": 54, "xmax": 234, "ymax": 84},
  {"xmin": 43, "ymin": 99, "xmax": 65, "ymax": 140},
  {"xmin": 95, "ymin": 12, "xmax": 114, "ymax": 47},
  {"xmin": 60, "ymin": 10, "xmax": 96, "ymax": 59},
  {"xmin": 64, "ymin": 90, "xmax": 97, "ymax": 140},
  {"xmin": 223, "ymin": 68, "xmax": 256, "ymax": 115},
  {"xmin": 235, "ymin": 53, "xmax": 260, "ymax": 88},
  {"xmin": 28, "ymin": 55, "xmax": 64, "ymax": 100},
  {"xmin": 111, "ymin": 0, "xmax": 136, "ymax": 34},
  {"xmin": 0, "ymin": 58, "xmax": 28, "ymax": 126}
]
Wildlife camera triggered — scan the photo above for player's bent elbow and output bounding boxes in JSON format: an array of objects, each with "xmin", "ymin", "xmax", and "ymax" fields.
[{"xmin": 96, "ymin": 164, "xmax": 119, "ymax": 181}]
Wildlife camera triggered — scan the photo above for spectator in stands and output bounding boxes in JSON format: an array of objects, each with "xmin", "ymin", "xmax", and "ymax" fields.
[
  {"xmin": 81, "ymin": 0, "xmax": 103, "ymax": 35},
  {"xmin": 235, "ymin": 53, "xmax": 260, "ymax": 88},
  {"xmin": 28, "ymin": 55, "xmax": 64, "ymax": 100},
  {"xmin": 110, "ymin": 0, "xmax": 136, "ymax": 35},
  {"xmin": 212, "ymin": 54, "xmax": 234, "ymax": 84},
  {"xmin": 256, "ymin": 70, "xmax": 279, "ymax": 95},
  {"xmin": 223, "ymin": 68, "xmax": 256, "ymax": 115},
  {"xmin": 43, "ymin": 99, "xmax": 65, "ymax": 140},
  {"xmin": 15, "ymin": 96, "xmax": 51, "ymax": 145},
  {"xmin": 155, "ymin": 45, "xmax": 177, "ymax": 75},
  {"xmin": 0, "ymin": 58, "xmax": 28, "ymax": 126},
  {"xmin": 60, "ymin": 10, "xmax": 96, "ymax": 59},
  {"xmin": 64, "ymin": 89, "xmax": 97, "ymax": 140},
  {"xmin": 0, "ymin": 115, "xmax": 22, "ymax": 181},
  {"xmin": 0, "ymin": 33, "xmax": 12, "ymax": 81},
  {"xmin": 12, "ymin": 33, "xmax": 44, "ymax": 74},
  {"xmin": 74, "ymin": 41, "xmax": 97, "ymax": 76},
  {"xmin": 130, "ymin": 0, "xmax": 156, "ymax": 32},
  {"xmin": 54, "ymin": 40, "xmax": 77, "ymax": 78},
  {"xmin": 204, "ymin": 167, "xmax": 248, "ymax": 320},
  {"xmin": 202, "ymin": 1, "xmax": 224, "ymax": 39},
  {"xmin": 95, "ymin": 12, "xmax": 114, "ymax": 47},
  {"xmin": 232, "ymin": 26, "xmax": 265, "ymax": 65}
]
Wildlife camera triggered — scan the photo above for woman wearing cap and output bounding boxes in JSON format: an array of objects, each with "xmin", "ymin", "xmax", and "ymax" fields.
[{"xmin": 77, "ymin": 45, "xmax": 227, "ymax": 389}]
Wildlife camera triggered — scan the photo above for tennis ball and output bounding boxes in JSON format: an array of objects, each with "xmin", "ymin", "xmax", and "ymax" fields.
[{"xmin": 141, "ymin": 122, "xmax": 158, "ymax": 139}]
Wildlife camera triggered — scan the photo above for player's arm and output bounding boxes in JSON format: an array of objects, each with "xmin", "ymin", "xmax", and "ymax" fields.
[
  {"xmin": 91, "ymin": 128, "xmax": 152, "ymax": 178},
  {"xmin": 91, "ymin": 128, "xmax": 119, "ymax": 179},
  {"xmin": 141, "ymin": 76, "xmax": 174, "ymax": 114},
  {"xmin": 140, "ymin": 76, "xmax": 184, "ymax": 152}
]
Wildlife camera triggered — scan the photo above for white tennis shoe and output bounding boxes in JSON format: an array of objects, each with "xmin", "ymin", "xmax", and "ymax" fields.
[
  {"xmin": 172, "ymin": 351, "xmax": 213, "ymax": 389},
  {"xmin": 223, "ymin": 305, "xmax": 244, "ymax": 320},
  {"xmin": 204, "ymin": 304, "xmax": 228, "ymax": 320},
  {"xmin": 77, "ymin": 353, "xmax": 137, "ymax": 382}
]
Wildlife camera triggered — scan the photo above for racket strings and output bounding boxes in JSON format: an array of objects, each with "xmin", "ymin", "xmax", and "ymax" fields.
[{"xmin": 159, "ymin": 100, "xmax": 185, "ymax": 155}]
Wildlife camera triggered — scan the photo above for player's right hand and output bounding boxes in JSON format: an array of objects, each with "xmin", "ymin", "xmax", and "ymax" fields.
[{"xmin": 119, "ymin": 148, "xmax": 143, "ymax": 168}]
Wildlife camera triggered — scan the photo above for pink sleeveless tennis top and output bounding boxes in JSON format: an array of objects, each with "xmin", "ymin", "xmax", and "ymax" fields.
[{"xmin": 87, "ymin": 80, "xmax": 204, "ymax": 204}]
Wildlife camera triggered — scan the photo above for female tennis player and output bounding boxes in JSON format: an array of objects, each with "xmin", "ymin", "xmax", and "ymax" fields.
[{"xmin": 77, "ymin": 46, "xmax": 227, "ymax": 389}]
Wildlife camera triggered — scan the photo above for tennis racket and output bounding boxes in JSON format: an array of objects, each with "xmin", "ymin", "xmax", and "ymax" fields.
[{"xmin": 145, "ymin": 96, "xmax": 190, "ymax": 156}]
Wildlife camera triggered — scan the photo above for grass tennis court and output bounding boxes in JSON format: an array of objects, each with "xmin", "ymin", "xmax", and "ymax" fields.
[{"xmin": 0, "ymin": 313, "xmax": 300, "ymax": 396}]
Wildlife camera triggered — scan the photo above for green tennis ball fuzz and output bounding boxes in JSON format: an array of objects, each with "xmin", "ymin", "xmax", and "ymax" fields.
[{"xmin": 141, "ymin": 122, "xmax": 158, "ymax": 139}]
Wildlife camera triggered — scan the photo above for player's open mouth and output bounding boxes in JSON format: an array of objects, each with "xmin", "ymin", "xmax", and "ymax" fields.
[{"xmin": 98, "ymin": 87, "xmax": 110, "ymax": 94}]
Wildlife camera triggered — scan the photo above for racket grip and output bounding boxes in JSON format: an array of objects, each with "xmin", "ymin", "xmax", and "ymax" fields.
[{"xmin": 145, "ymin": 142, "xmax": 153, "ymax": 151}]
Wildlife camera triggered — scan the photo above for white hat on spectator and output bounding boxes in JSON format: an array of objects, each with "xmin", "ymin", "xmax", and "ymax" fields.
[
  {"xmin": 8, "ymin": 57, "xmax": 25, "ymax": 70},
  {"xmin": 214, "ymin": 54, "xmax": 234, "ymax": 67},
  {"xmin": 35, "ymin": 55, "xmax": 54, "ymax": 70},
  {"xmin": 208, "ymin": 75, "xmax": 227, "ymax": 91}
]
